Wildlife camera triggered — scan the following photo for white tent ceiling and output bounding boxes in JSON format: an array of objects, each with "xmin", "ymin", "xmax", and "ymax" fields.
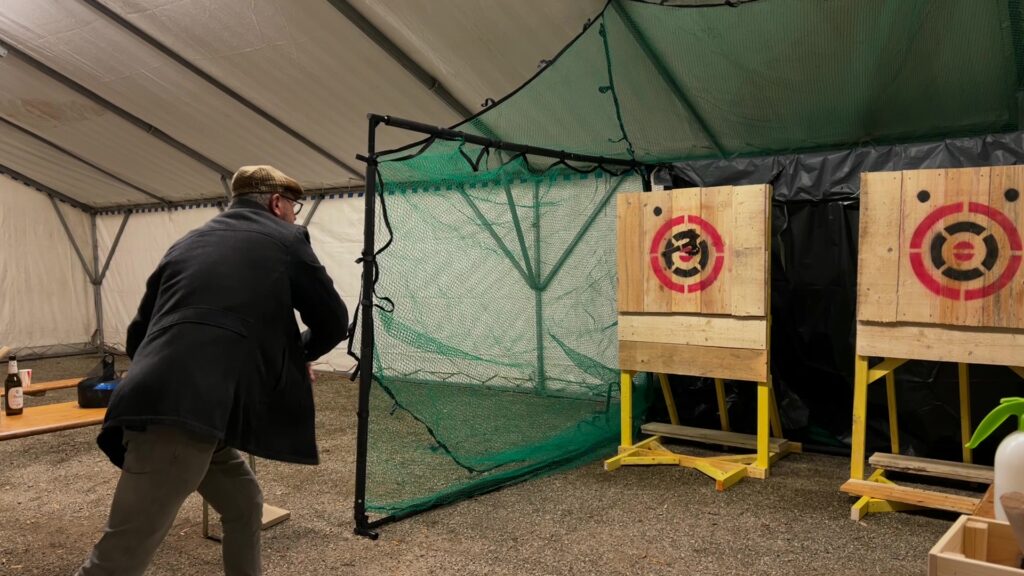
[{"xmin": 0, "ymin": 0, "xmax": 604, "ymax": 209}]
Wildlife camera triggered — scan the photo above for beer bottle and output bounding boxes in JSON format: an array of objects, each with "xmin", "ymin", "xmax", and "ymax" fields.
[{"xmin": 5, "ymin": 354, "xmax": 22, "ymax": 416}]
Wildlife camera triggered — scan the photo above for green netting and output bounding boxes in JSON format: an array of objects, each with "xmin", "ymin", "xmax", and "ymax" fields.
[
  {"xmin": 360, "ymin": 0, "xmax": 1024, "ymax": 520},
  {"xmin": 364, "ymin": 147, "xmax": 651, "ymax": 517}
]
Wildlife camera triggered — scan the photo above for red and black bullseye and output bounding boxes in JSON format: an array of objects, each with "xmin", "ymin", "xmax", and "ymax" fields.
[
  {"xmin": 909, "ymin": 200, "xmax": 1022, "ymax": 301},
  {"xmin": 649, "ymin": 213, "xmax": 724, "ymax": 293}
]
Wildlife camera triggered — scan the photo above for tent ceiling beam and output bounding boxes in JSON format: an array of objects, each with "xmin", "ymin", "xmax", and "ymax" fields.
[
  {"xmin": 324, "ymin": 0, "xmax": 474, "ymax": 120},
  {"xmin": 0, "ymin": 37, "xmax": 233, "ymax": 178},
  {"xmin": 0, "ymin": 162, "xmax": 93, "ymax": 213},
  {"xmin": 609, "ymin": 0, "xmax": 726, "ymax": 158},
  {"xmin": 0, "ymin": 116, "xmax": 170, "ymax": 205},
  {"xmin": 80, "ymin": 0, "xmax": 363, "ymax": 180},
  {"xmin": 101, "ymin": 183, "xmax": 365, "ymax": 214}
]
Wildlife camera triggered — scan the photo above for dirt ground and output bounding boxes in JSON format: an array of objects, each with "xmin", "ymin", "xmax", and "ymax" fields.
[{"xmin": 0, "ymin": 355, "xmax": 960, "ymax": 575}]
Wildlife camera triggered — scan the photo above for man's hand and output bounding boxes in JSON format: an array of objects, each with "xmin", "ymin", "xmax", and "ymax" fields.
[{"xmin": 307, "ymin": 362, "xmax": 317, "ymax": 384}]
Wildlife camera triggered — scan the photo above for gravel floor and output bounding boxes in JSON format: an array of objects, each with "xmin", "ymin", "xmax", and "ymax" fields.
[{"xmin": 0, "ymin": 355, "xmax": 958, "ymax": 575}]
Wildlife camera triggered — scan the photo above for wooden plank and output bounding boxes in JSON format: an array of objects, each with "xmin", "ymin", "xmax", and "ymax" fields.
[
  {"xmin": 641, "ymin": 422, "xmax": 792, "ymax": 453},
  {"xmin": 975, "ymin": 485, "xmax": 997, "ymax": 519},
  {"xmin": 897, "ymin": 169, "xmax": 946, "ymax": 323},
  {"xmin": 840, "ymin": 479, "xmax": 979, "ymax": 514},
  {"xmin": 670, "ymin": 187, "xmax": 702, "ymax": 314},
  {"xmin": 730, "ymin": 184, "xmax": 768, "ymax": 317},
  {"xmin": 618, "ymin": 313, "xmax": 767, "ymax": 350},
  {"xmin": 642, "ymin": 190, "xmax": 673, "ymax": 313},
  {"xmin": 616, "ymin": 192, "xmax": 645, "ymax": 312},
  {"xmin": 0, "ymin": 401, "xmax": 105, "ymax": 441},
  {"xmin": 2, "ymin": 377, "xmax": 82, "ymax": 397},
  {"xmin": 940, "ymin": 168, "xmax": 990, "ymax": 327},
  {"xmin": 869, "ymin": 452, "xmax": 994, "ymax": 484},
  {"xmin": 857, "ymin": 321, "xmax": 1024, "ymax": 367},
  {"xmin": 619, "ymin": 340, "xmax": 767, "ymax": 381},
  {"xmin": 963, "ymin": 520, "xmax": 990, "ymax": 561},
  {"xmin": 857, "ymin": 171, "xmax": 904, "ymax": 322},
  {"xmin": 987, "ymin": 165, "xmax": 1024, "ymax": 330},
  {"xmin": 699, "ymin": 186, "xmax": 732, "ymax": 315}
]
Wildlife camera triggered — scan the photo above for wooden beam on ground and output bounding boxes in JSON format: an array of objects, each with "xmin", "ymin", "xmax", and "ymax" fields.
[
  {"xmin": 840, "ymin": 479, "xmax": 979, "ymax": 514},
  {"xmin": 641, "ymin": 422, "xmax": 799, "ymax": 453},
  {"xmin": 869, "ymin": 453, "xmax": 994, "ymax": 484}
]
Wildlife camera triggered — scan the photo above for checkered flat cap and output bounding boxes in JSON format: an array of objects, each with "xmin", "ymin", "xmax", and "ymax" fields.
[{"xmin": 230, "ymin": 165, "xmax": 304, "ymax": 199}]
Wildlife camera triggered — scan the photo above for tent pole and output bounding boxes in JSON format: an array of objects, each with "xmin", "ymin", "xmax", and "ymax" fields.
[
  {"xmin": 50, "ymin": 196, "xmax": 95, "ymax": 284},
  {"xmin": 302, "ymin": 197, "xmax": 323, "ymax": 228},
  {"xmin": 97, "ymin": 212, "xmax": 131, "ymax": 284},
  {"xmin": 91, "ymin": 213, "xmax": 104, "ymax": 351},
  {"xmin": 353, "ymin": 115, "xmax": 382, "ymax": 541}
]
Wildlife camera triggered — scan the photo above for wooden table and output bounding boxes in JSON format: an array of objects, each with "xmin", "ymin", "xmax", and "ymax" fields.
[
  {"xmin": 1, "ymin": 377, "xmax": 82, "ymax": 396},
  {"xmin": 0, "ymin": 401, "xmax": 105, "ymax": 440},
  {"xmin": 0, "ymin": 399, "xmax": 289, "ymax": 537}
]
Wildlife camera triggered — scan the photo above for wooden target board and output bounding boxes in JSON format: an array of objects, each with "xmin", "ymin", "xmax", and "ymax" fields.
[
  {"xmin": 857, "ymin": 167, "xmax": 1024, "ymax": 365},
  {"xmin": 617, "ymin": 185, "xmax": 771, "ymax": 382}
]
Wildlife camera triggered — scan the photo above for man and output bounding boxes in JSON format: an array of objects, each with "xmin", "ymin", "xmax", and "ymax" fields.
[{"xmin": 77, "ymin": 165, "xmax": 348, "ymax": 576}]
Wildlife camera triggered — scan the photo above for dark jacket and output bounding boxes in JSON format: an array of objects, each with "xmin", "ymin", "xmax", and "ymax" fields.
[{"xmin": 97, "ymin": 198, "xmax": 348, "ymax": 466}]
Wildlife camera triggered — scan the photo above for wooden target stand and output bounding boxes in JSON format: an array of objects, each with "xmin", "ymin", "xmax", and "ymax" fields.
[
  {"xmin": 605, "ymin": 184, "xmax": 800, "ymax": 490},
  {"xmin": 844, "ymin": 167, "xmax": 1024, "ymax": 520}
]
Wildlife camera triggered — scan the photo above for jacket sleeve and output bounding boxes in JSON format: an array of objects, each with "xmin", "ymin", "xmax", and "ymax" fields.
[
  {"xmin": 290, "ymin": 227, "xmax": 348, "ymax": 361},
  {"xmin": 125, "ymin": 264, "xmax": 162, "ymax": 359}
]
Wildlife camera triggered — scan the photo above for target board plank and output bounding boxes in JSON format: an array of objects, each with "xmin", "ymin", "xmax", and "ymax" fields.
[
  {"xmin": 619, "ymin": 340, "xmax": 768, "ymax": 382},
  {"xmin": 856, "ymin": 172, "xmax": 903, "ymax": 322},
  {"xmin": 730, "ymin": 184, "xmax": 769, "ymax": 317},
  {"xmin": 642, "ymin": 190, "xmax": 673, "ymax": 313},
  {"xmin": 671, "ymin": 187, "xmax": 703, "ymax": 313},
  {"xmin": 617, "ymin": 184, "xmax": 771, "ymax": 381},
  {"xmin": 618, "ymin": 313, "xmax": 767, "ymax": 350},
  {"xmin": 940, "ymin": 168, "xmax": 990, "ymax": 327},
  {"xmin": 700, "ymin": 187, "xmax": 733, "ymax": 315},
  {"xmin": 617, "ymin": 193, "xmax": 644, "ymax": 312},
  {"xmin": 896, "ymin": 169, "xmax": 947, "ymax": 324},
  {"xmin": 987, "ymin": 165, "xmax": 1024, "ymax": 329},
  {"xmin": 857, "ymin": 322, "xmax": 1024, "ymax": 367}
]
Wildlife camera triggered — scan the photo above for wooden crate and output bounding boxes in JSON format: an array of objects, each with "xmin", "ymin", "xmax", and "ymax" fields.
[
  {"xmin": 930, "ymin": 515, "xmax": 1024, "ymax": 576},
  {"xmin": 858, "ymin": 167, "xmax": 1024, "ymax": 366},
  {"xmin": 617, "ymin": 185, "xmax": 770, "ymax": 382}
]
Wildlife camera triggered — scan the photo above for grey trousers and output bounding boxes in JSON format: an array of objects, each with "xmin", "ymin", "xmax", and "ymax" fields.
[{"xmin": 76, "ymin": 425, "xmax": 263, "ymax": 576}]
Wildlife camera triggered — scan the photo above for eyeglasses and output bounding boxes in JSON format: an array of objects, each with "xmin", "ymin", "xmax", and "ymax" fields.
[{"xmin": 282, "ymin": 196, "xmax": 303, "ymax": 216}]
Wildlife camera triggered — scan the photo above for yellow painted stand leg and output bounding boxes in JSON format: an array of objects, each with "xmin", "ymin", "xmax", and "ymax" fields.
[
  {"xmin": 755, "ymin": 381, "xmax": 770, "ymax": 473},
  {"xmin": 606, "ymin": 372, "xmax": 796, "ymax": 490},
  {"xmin": 885, "ymin": 372, "xmax": 899, "ymax": 455},
  {"xmin": 959, "ymin": 363, "xmax": 972, "ymax": 464},
  {"xmin": 851, "ymin": 355, "xmax": 870, "ymax": 480},
  {"xmin": 620, "ymin": 370, "xmax": 634, "ymax": 448},
  {"xmin": 714, "ymin": 378, "xmax": 730, "ymax": 432},
  {"xmin": 658, "ymin": 373, "xmax": 680, "ymax": 426}
]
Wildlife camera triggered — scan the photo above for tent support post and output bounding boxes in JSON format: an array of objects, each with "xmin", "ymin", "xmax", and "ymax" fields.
[
  {"xmin": 91, "ymin": 214, "xmax": 103, "ymax": 350},
  {"xmin": 353, "ymin": 115, "xmax": 382, "ymax": 541}
]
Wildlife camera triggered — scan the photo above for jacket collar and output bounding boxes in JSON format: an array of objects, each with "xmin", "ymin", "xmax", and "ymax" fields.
[{"xmin": 229, "ymin": 197, "xmax": 271, "ymax": 213}]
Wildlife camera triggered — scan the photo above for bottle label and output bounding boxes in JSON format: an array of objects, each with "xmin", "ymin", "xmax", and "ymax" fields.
[
  {"xmin": 7, "ymin": 360, "xmax": 16, "ymax": 375},
  {"xmin": 8, "ymin": 387, "xmax": 22, "ymax": 410}
]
